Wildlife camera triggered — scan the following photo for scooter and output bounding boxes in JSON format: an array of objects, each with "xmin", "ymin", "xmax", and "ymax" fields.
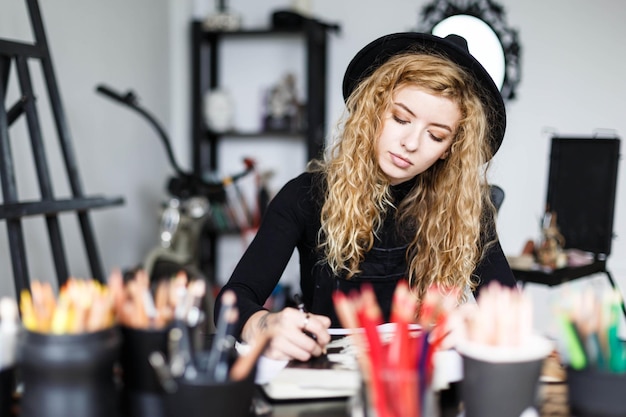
[{"xmin": 96, "ymin": 85, "xmax": 260, "ymax": 332}]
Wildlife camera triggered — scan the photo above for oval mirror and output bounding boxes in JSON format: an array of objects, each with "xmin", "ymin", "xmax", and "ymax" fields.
[
  {"xmin": 418, "ymin": 0, "xmax": 521, "ymax": 100},
  {"xmin": 432, "ymin": 14, "xmax": 505, "ymax": 91}
]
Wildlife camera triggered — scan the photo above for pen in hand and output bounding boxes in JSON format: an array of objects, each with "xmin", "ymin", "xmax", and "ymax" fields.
[{"xmin": 293, "ymin": 293, "xmax": 318, "ymax": 341}]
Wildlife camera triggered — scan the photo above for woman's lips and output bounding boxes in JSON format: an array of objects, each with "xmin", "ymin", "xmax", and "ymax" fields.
[{"xmin": 390, "ymin": 152, "xmax": 412, "ymax": 169}]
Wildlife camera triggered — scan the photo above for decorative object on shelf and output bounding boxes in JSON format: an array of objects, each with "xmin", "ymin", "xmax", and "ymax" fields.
[
  {"xmin": 271, "ymin": 9, "xmax": 341, "ymax": 32},
  {"xmin": 262, "ymin": 73, "xmax": 303, "ymax": 133},
  {"xmin": 417, "ymin": 0, "xmax": 521, "ymax": 101},
  {"xmin": 536, "ymin": 210, "xmax": 567, "ymax": 270},
  {"xmin": 291, "ymin": 0, "xmax": 312, "ymax": 17},
  {"xmin": 203, "ymin": 88, "xmax": 235, "ymax": 133},
  {"xmin": 203, "ymin": 0, "xmax": 241, "ymax": 31}
]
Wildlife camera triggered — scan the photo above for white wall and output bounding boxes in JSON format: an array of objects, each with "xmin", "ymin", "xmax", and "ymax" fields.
[
  {"xmin": 2, "ymin": 1, "xmax": 626, "ymax": 335},
  {"xmin": 0, "ymin": 0, "xmax": 172, "ymax": 297}
]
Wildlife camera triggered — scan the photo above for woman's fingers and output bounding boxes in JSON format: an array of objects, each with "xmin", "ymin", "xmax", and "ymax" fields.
[
  {"xmin": 261, "ymin": 308, "xmax": 331, "ymax": 361},
  {"xmin": 264, "ymin": 331, "xmax": 318, "ymax": 361},
  {"xmin": 301, "ymin": 313, "xmax": 332, "ymax": 346}
]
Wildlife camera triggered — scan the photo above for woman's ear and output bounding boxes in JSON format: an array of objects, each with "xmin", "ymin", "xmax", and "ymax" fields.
[{"xmin": 440, "ymin": 141, "xmax": 456, "ymax": 160}]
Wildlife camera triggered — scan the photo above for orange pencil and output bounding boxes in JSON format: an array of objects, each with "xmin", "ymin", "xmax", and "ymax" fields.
[
  {"xmin": 19, "ymin": 290, "xmax": 38, "ymax": 331},
  {"xmin": 229, "ymin": 330, "xmax": 271, "ymax": 381}
]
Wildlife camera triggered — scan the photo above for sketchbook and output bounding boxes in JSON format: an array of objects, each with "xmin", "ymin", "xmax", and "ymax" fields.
[
  {"xmin": 252, "ymin": 324, "xmax": 423, "ymax": 401},
  {"xmin": 257, "ymin": 335, "xmax": 362, "ymax": 400}
]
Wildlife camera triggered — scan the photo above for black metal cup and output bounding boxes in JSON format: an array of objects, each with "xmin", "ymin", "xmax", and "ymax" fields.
[
  {"xmin": 457, "ymin": 335, "xmax": 553, "ymax": 417},
  {"xmin": 119, "ymin": 326, "xmax": 169, "ymax": 417},
  {"xmin": 567, "ymin": 368, "xmax": 626, "ymax": 417},
  {"xmin": 17, "ymin": 327, "xmax": 121, "ymax": 417},
  {"xmin": 461, "ymin": 355, "xmax": 543, "ymax": 417},
  {"xmin": 164, "ymin": 375, "xmax": 256, "ymax": 417},
  {"xmin": 0, "ymin": 367, "xmax": 15, "ymax": 417},
  {"xmin": 163, "ymin": 349, "xmax": 256, "ymax": 417}
]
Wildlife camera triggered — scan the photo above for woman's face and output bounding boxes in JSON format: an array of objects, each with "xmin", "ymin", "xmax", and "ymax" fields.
[{"xmin": 376, "ymin": 85, "xmax": 461, "ymax": 185}]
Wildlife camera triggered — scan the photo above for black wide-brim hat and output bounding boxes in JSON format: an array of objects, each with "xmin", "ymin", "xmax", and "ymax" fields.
[{"xmin": 342, "ymin": 32, "xmax": 506, "ymax": 160}]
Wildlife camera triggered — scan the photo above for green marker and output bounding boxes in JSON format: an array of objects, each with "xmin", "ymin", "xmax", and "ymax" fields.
[{"xmin": 558, "ymin": 313, "xmax": 587, "ymax": 370}]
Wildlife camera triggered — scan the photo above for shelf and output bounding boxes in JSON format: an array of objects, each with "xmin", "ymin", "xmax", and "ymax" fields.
[
  {"xmin": 190, "ymin": 17, "xmax": 339, "ymax": 284},
  {"xmin": 191, "ymin": 19, "xmax": 337, "ymax": 173},
  {"xmin": 204, "ymin": 129, "xmax": 305, "ymax": 138},
  {"xmin": 200, "ymin": 27, "xmax": 307, "ymax": 37}
]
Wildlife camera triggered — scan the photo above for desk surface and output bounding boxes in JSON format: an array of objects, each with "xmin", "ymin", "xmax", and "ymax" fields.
[
  {"xmin": 8, "ymin": 377, "xmax": 570, "ymax": 417},
  {"xmin": 266, "ymin": 382, "xmax": 570, "ymax": 417},
  {"xmin": 264, "ymin": 344, "xmax": 571, "ymax": 417}
]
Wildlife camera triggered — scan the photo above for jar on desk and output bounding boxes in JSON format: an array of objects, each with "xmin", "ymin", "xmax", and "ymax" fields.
[{"xmin": 17, "ymin": 327, "xmax": 121, "ymax": 417}]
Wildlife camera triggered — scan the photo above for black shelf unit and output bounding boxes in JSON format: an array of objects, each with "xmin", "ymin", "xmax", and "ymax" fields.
[
  {"xmin": 191, "ymin": 21, "xmax": 339, "ymax": 177},
  {"xmin": 190, "ymin": 19, "xmax": 339, "ymax": 284}
]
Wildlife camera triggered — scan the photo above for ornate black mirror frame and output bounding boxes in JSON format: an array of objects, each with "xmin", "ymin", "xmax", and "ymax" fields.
[{"xmin": 417, "ymin": 0, "xmax": 521, "ymax": 101}]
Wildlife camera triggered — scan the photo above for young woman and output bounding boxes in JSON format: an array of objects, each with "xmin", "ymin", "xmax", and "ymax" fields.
[{"xmin": 215, "ymin": 32, "xmax": 516, "ymax": 361}]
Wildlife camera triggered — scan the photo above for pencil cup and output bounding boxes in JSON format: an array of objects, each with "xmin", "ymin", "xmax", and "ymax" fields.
[
  {"xmin": 120, "ymin": 326, "xmax": 170, "ymax": 417},
  {"xmin": 456, "ymin": 335, "xmax": 553, "ymax": 417},
  {"xmin": 380, "ymin": 368, "xmax": 422, "ymax": 417},
  {"xmin": 567, "ymin": 368, "xmax": 626, "ymax": 417},
  {"xmin": 163, "ymin": 372, "xmax": 256, "ymax": 417},
  {"xmin": 360, "ymin": 368, "xmax": 438, "ymax": 417},
  {"xmin": 0, "ymin": 367, "xmax": 15, "ymax": 417},
  {"xmin": 17, "ymin": 327, "xmax": 121, "ymax": 417}
]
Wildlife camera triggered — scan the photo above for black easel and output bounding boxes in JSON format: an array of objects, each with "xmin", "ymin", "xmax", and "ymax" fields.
[
  {"xmin": 512, "ymin": 136, "xmax": 625, "ymax": 318},
  {"xmin": 0, "ymin": 0, "xmax": 124, "ymax": 296}
]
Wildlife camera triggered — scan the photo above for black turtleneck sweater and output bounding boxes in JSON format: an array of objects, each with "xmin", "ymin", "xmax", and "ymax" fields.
[{"xmin": 215, "ymin": 172, "xmax": 516, "ymax": 336}]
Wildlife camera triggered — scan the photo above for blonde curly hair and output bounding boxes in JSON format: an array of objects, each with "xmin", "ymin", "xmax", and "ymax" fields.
[{"xmin": 313, "ymin": 52, "xmax": 497, "ymax": 301}]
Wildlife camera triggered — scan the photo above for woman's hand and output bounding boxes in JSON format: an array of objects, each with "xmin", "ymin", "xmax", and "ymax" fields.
[{"xmin": 242, "ymin": 308, "xmax": 331, "ymax": 361}]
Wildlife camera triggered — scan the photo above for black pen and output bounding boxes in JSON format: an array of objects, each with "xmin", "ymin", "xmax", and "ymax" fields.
[{"xmin": 293, "ymin": 293, "xmax": 317, "ymax": 341}]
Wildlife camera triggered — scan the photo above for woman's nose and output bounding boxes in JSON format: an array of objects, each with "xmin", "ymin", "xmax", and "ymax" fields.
[{"xmin": 402, "ymin": 133, "xmax": 420, "ymax": 152}]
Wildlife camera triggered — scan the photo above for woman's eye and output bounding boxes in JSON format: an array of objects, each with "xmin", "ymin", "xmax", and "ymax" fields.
[
  {"xmin": 429, "ymin": 132, "xmax": 444, "ymax": 142},
  {"xmin": 393, "ymin": 115, "xmax": 409, "ymax": 125}
]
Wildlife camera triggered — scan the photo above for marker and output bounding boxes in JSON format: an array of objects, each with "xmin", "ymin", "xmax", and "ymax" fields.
[
  {"xmin": 294, "ymin": 293, "xmax": 317, "ymax": 341},
  {"xmin": 558, "ymin": 313, "xmax": 587, "ymax": 370}
]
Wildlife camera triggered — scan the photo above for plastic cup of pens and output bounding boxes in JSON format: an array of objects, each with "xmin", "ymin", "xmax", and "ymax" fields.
[
  {"xmin": 378, "ymin": 368, "xmax": 422, "ymax": 417},
  {"xmin": 17, "ymin": 326, "xmax": 121, "ymax": 417},
  {"xmin": 119, "ymin": 325, "xmax": 171, "ymax": 417},
  {"xmin": 456, "ymin": 334, "xmax": 553, "ymax": 417}
]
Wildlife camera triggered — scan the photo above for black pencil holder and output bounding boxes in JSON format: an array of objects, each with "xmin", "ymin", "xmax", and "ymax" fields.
[
  {"xmin": 119, "ymin": 326, "xmax": 170, "ymax": 417},
  {"xmin": 163, "ymin": 349, "xmax": 256, "ymax": 417},
  {"xmin": 17, "ymin": 327, "xmax": 121, "ymax": 417},
  {"xmin": 567, "ymin": 367, "xmax": 626, "ymax": 417},
  {"xmin": 164, "ymin": 375, "xmax": 256, "ymax": 417},
  {"xmin": 0, "ymin": 367, "xmax": 15, "ymax": 417}
]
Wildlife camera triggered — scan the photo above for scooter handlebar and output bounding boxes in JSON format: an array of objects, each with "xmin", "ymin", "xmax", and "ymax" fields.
[
  {"xmin": 96, "ymin": 84, "xmax": 137, "ymax": 107},
  {"xmin": 96, "ymin": 83, "xmax": 257, "ymax": 197}
]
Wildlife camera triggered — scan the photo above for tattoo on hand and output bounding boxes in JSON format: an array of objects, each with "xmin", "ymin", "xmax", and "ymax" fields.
[{"xmin": 258, "ymin": 311, "xmax": 271, "ymax": 331}]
